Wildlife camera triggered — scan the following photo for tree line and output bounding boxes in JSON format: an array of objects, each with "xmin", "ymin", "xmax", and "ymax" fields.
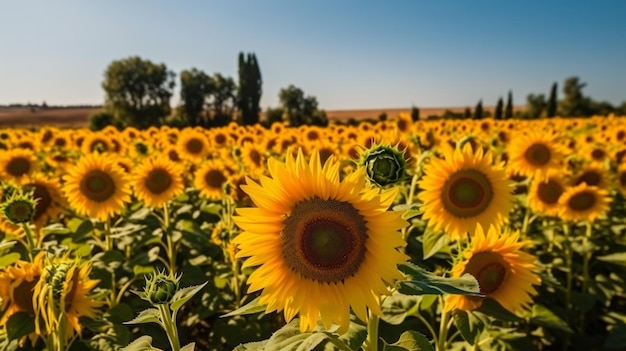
[{"xmin": 90, "ymin": 54, "xmax": 328, "ymax": 130}]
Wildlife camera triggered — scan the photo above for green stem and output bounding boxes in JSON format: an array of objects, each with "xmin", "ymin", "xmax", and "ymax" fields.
[
  {"xmin": 21, "ymin": 223, "xmax": 35, "ymax": 261},
  {"xmin": 158, "ymin": 304, "xmax": 181, "ymax": 351},
  {"xmin": 581, "ymin": 221, "xmax": 593, "ymax": 294},
  {"xmin": 104, "ymin": 219, "xmax": 117, "ymax": 307},
  {"xmin": 436, "ymin": 299, "xmax": 450, "ymax": 351},
  {"xmin": 365, "ymin": 310, "xmax": 380, "ymax": 351},
  {"xmin": 520, "ymin": 204, "xmax": 530, "ymax": 238},
  {"xmin": 414, "ymin": 312, "xmax": 438, "ymax": 343},
  {"xmin": 163, "ymin": 205, "xmax": 177, "ymax": 274},
  {"xmin": 562, "ymin": 222, "xmax": 572, "ymax": 351},
  {"xmin": 402, "ymin": 174, "xmax": 419, "ymax": 241},
  {"xmin": 327, "ymin": 337, "xmax": 354, "ymax": 351}
]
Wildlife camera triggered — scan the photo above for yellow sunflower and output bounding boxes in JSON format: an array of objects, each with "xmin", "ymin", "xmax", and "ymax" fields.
[
  {"xmin": 616, "ymin": 164, "xmax": 626, "ymax": 195},
  {"xmin": 21, "ymin": 173, "xmax": 65, "ymax": 229},
  {"xmin": 507, "ymin": 132, "xmax": 564, "ymax": 181},
  {"xmin": 62, "ymin": 154, "xmax": 131, "ymax": 221},
  {"xmin": 445, "ymin": 225, "xmax": 541, "ymax": 313},
  {"xmin": 0, "ymin": 149, "xmax": 38, "ymax": 183},
  {"xmin": 557, "ymin": 184, "xmax": 611, "ymax": 222},
  {"xmin": 0, "ymin": 252, "xmax": 45, "ymax": 325},
  {"xmin": 418, "ymin": 144, "xmax": 513, "ymax": 240},
  {"xmin": 233, "ymin": 149, "xmax": 408, "ymax": 332},
  {"xmin": 177, "ymin": 129, "xmax": 210, "ymax": 162},
  {"xmin": 131, "ymin": 156, "xmax": 184, "ymax": 208},
  {"xmin": 571, "ymin": 165, "xmax": 610, "ymax": 190},
  {"xmin": 34, "ymin": 257, "xmax": 103, "ymax": 343},
  {"xmin": 239, "ymin": 142, "xmax": 267, "ymax": 175},
  {"xmin": 194, "ymin": 160, "xmax": 233, "ymax": 200},
  {"xmin": 528, "ymin": 175, "xmax": 565, "ymax": 217}
]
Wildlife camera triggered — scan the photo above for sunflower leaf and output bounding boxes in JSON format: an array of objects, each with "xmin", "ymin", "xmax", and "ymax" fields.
[
  {"xmin": 604, "ymin": 323, "xmax": 626, "ymax": 350},
  {"xmin": 124, "ymin": 308, "xmax": 161, "ymax": 326},
  {"xmin": 170, "ymin": 281, "xmax": 208, "ymax": 311},
  {"xmin": 6, "ymin": 311, "xmax": 35, "ymax": 341},
  {"xmin": 120, "ymin": 335, "xmax": 164, "ymax": 351},
  {"xmin": 530, "ymin": 304, "xmax": 573, "ymax": 333},
  {"xmin": 382, "ymin": 330, "xmax": 434, "ymax": 351},
  {"xmin": 221, "ymin": 297, "xmax": 266, "ymax": 318},
  {"xmin": 453, "ymin": 310, "xmax": 485, "ymax": 344},
  {"xmin": 397, "ymin": 262, "xmax": 482, "ymax": 296},
  {"xmin": 597, "ymin": 252, "xmax": 626, "ymax": 267},
  {"xmin": 0, "ymin": 252, "xmax": 21, "ymax": 268},
  {"xmin": 422, "ymin": 228, "xmax": 450, "ymax": 259}
]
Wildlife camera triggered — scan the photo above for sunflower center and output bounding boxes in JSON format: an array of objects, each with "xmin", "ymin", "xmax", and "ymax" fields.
[
  {"xmin": 575, "ymin": 171, "xmax": 601, "ymax": 187},
  {"xmin": 465, "ymin": 251, "xmax": 507, "ymax": 295},
  {"xmin": 25, "ymin": 183, "xmax": 53, "ymax": 221},
  {"xmin": 64, "ymin": 269, "xmax": 81, "ymax": 313},
  {"xmin": 185, "ymin": 138, "xmax": 204, "ymax": 154},
  {"xmin": 537, "ymin": 180, "xmax": 563, "ymax": 205},
  {"xmin": 6, "ymin": 157, "xmax": 31, "ymax": 177},
  {"xmin": 13, "ymin": 279, "xmax": 38, "ymax": 314},
  {"xmin": 591, "ymin": 149, "xmax": 605, "ymax": 161},
  {"xmin": 215, "ymin": 134, "xmax": 227, "ymax": 145},
  {"xmin": 524, "ymin": 143, "xmax": 551, "ymax": 166},
  {"xmin": 79, "ymin": 170, "xmax": 116, "ymax": 202},
  {"xmin": 282, "ymin": 197, "xmax": 367, "ymax": 283},
  {"xmin": 567, "ymin": 191, "xmax": 596, "ymax": 212},
  {"xmin": 441, "ymin": 169, "xmax": 493, "ymax": 218},
  {"xmin": 145, "ymin": 168, "xmax": 173, "ymax": 195},
  {"xmin": 249, "ymin": 150, "xmax": 262, "ymax": 167},
  {"xmin": 205, "ymin": 170, "xmax": 227, "ymax": 189}
]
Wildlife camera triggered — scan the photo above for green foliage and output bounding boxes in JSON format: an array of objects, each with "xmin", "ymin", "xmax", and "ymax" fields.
[
  {"xmin": 546, "ymin": 82, "xmax": 558, "ymax": 117},
  {"xmin": 559, "ymin": 76, "xmax": 590, "ymax": 117},
  {"xmin": 494, "ymin": 97, "xmax": 504, "ymax": 120},
  {"xmin": 278, "ymin": 85, "xmax": 327, "ymax": 127},
  {"xmin": 505, "ymin": 90, "xmax": 513, "ymax": 119},
  {"xmin": 89, "ymin": 111, "xmax": 120, "ymax": 131},
  {"xmin": 524, "ymin": 93, "xmax": 547, "ymax": 119},
  {"xmin": 208, "ymin": 73, "xmax": 237, "ymax": 127},
  {"xmin": 410, "ymin": 106, "xmax": 420, "ymax": 122},
  {"xmin": 179, "ymin": 68, "xmax": 213, "ymax": 127},
  {"xmin": 237, "ymin": 53, "xmax": 263, "ymax": 126},
  {"xmin": 264, "ymin": 107, "xmax": 284, "ymax": 127},
  {"xmin": 102, "ymin": 56, "xmax": 175, "ymax": 129},
  {"xmin": 472, "ymin": 100, "xmax": 483, "ymax": 120}
]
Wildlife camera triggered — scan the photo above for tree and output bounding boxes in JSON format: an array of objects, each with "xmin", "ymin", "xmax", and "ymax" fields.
[
  {"xmin": 559, "ymin": 76, "xmax": 590, "ymax": 117},
  {"xmin": 494, "ymin": 97, "xmax": 504, "ymax": 120},
  {"xmin": 278, "ymin": 85, "xmax": 327, "ymax": 127},
  {"xmin": 207, "ymin": 73, "xmax": 236, "ymax": 127},
  {"xmin": 410, "ymin": 106, "xmax": 420, "ymax": 122},
  {"xmin": 179, "ymin": 68, "xmax": 213, "ymax": 126},
  {"xmin": 525, "ymin": 93, "xmax": 547, "ymax": 119},
  {"xmin": 505, "ymin": 90, "xmax": 513, "ymax": 119},
  {"xmin": 102, "ymin": 56, "xmax": 175, "ymax": 129},
  {"xmin": 464, "ymin": 107, "xmax": 472, "ymax": 119},
  {"xmin": 237, "ymin": 53, "xmax": 263, "ymax": 125},
  {"xmin": 546, "ymin": 82, "xmax": 558, "ymax": 117},
  {"xmin": 473, "ymin": 100, "xmax": 483, "ymax": 119}
]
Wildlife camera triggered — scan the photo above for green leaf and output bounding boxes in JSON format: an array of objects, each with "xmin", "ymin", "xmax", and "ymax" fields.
[
  {"xmin": 332, "ymin": 317, "xmax": 367, "ymax": 350},
  {"xmin": 221, "ymin": 297, "xmax": 267, "ymax": 318},
  {"xmin": 233, "ymin": 341, "xmax": 268, "ymax": 351},
  {"xmin": 393, "ymin": 204, "xmax": 422, "ymax": 220},
  {"xmin": 133, "ymin": 265, "xmax": 154, "ymax": 277},
  {"xmin": 597, "ymin": 252, "xmax": 626, "ymax": 267},
  {"xmin": 397, "ymin": 263, "xmax": 481, "ymax": 296},
  {"xmin": 476, "ymin": 298, "xmax": 523, "ymax": 323},
  {"xmin": 530, "ymin": 304, "xmax": 573, "ymax": 333},
  {"xmin": 0, "ymin": 253, "xmax": 21, "ymax": 268},
  {"xmin": 388, "ymin": 331, "xmax": 434, "ymax": 351},
  {"xmin": 421, "ymin": 228, "xmax": 449, "ymax": 259},
  {"xmin": 6, "ymin": 311, "xmax": 35, "ymax": 341},
  {"xmin": 107, "ymin": 303, "xmax": 135, "ymax": 324},
  {"xmin": 124, "ymin": 308, "xmax": 161, "ymax": 326},
  {"xmin": 381, "ymin": 292, "xmax": 421, "ymax": 325},
  {"xmin": 180, "ymin": 343, "xmax": 195, "ymax": 351},
  {"xmin": 41, "ymin": 223, "xmax": 71, "ymax": 236},
  {"xmin": 120, "ymin": 336, "xmax": 164, "ymax": 351},
  {"xmin": 72, "ymin": 219, "xmax": 94, "ymax": 242},
  {"xmin": 170, "ymin": 281, "xmax": 208, "ymax": 311},
  {"xmin": 453, "ymin": 310, "xmax": 484, "ymax": 344},
  {"xmin": 264, "ymin": 320, "xmax": 327, "ymax": 351},
  {"xmin": 604, "ymin": 324, "xmax": 626, "ymax": 350}
]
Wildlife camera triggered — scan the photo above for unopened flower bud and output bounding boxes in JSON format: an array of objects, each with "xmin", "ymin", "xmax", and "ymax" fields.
[{"xmin": 360, "ymin": 144, "xmax": 407, "ymax": 187}]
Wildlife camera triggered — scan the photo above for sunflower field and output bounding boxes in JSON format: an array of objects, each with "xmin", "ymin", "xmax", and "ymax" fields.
[{"xmin": 1, "ymin": 114, "xmax": 626, "ymax": 351}]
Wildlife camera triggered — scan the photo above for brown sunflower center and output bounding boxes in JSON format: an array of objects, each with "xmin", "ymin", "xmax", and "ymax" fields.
[
  {"xmin": 567, "ymin": 191, "xmax": 596, "ymax": 212},
  {"xmin": 249, "ymin": 150, "xmax": 262, "ymax": 167},
  {"xmin": 537, "ymin": 179, "xmax": 563, "ymax": 205},
  {"xmin": 64, "ymin": 269, "xmax": 81, "ymax": 313},
  {"xmin": 79, "ymin": 170, "xmax": 116, "ymax": 202},
  {"xmin": 145, "ymin": 168, "xmax": 173, "ymax": 195},
  {"xmin": 575, "ymin": 171, "xmax": 602, "ymax": 187},
  {"xmin": 524, "ymin": 143, "xmax": 551, "ymax": 166},
  {"xmin": 591, "ymin": 149, "xmax": 605, "ymax": 161},
  {"xmin": 441, "ymin": 169, "xmax": 494, "ymax": 218},
  {"xmin": 6, "ymin": 157, "xmax": 31, "ymax": 177},
  {"xmin": 168, "ymin": 149, "xmax": 181, "ymax": 162},
  {"xmin": 13, "ymin": 279, "xmax": 38, "ymax": 314},
  {"xmin": 282, "ymin": 197, "xmax": 367, "ymax": 283},
  {"xmin": 185, "ymin": 138, "xmax": 204, "ymax": 154},
  {"xmin": 465, "ymin": 252, "xmax": 507, "ymax": 295},
  {"xmin": 204, "ymin": 169, "xmax": 227, "ymax": 189},
  {"xmin": 25, "ymin": 183, "xmax": 53, "ymax": 221},
  {"xmin": 215, "ymin": 134, "xmax": 227, "ymax": 146}
]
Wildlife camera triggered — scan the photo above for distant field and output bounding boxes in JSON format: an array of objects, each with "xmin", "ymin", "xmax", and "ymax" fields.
[{"xmin": 0, "ymin": 105, "xmax": 526, "ymax": 127}]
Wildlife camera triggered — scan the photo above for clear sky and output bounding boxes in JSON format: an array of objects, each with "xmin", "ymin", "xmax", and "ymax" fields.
[{"xmin": 1, "ymin": 1, "xmax": 625, "ymax": 110}]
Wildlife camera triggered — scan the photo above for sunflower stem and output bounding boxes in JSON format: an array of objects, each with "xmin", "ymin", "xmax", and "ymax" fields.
[
  {"xmin": 580, "ymin": 220, "xmax": 593, "ymax": 332},
  {"xmin": 365, "ymin": 310, "xmax": 380, "ymax": 351},
  {"xmin": 562, "ymin": 222, "xmax": 573, "ymax": 351},
  {"xmin": 436, "ymin": 298, "xmax": 450, "ymax": 351},
  {"xmin": 163, "ymin": 204, "xmax": 177, "ymax": 274},
  {"xmin": 21, "ymin": 223, "xmax": 35, "ymax": 261},
  {"xmin": 402, "ymin": 174, "xmax": 419, "ymax": 241},
  {"xmin": 158, "ymin": 303, "xmax": 181, "ymax": 351},
  {"xmin": 104, "ymin": 219, "xmax": 117, "ymax": 307}
]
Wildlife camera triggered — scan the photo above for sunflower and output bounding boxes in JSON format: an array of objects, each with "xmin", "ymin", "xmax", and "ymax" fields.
[
  {"xmin": 34, "ymin": 257, "xmax": 103, "ymax": 343},
  {"xmin": 81, "ymin": 132, "xmax": 114, "ymax": 154},
  {"xmin": 131, "ymin": 156, "xmax": 184, "ymax": 208},
  {"xmin": 418, "ymin": 144, "xmax": 513, "ymax": 240},
  {"xmin": 62, "ymin": 154, "xmax": 131, "ymax": 221},
  {"xmin": 21, "ymin": 173, "xmax": 65, "ymax": 228},
  {"xmin": 233, "ymin": 149, "xmax": 408, "ymax": 332},
  {"xmin": 571, "ymin": 165, "xmax": 610, "ymax": 190},
  {"xmin": 445, "ymin": 225, "xmax": 540, "ymax": 313},
  {"xmin": 0, "ymin": 252, "xmax": 45, "ymax": 325},
  {"xmin": 528, "ymin": 175, "xmax": 565, "ymax": 217},
  {"xmin": 177, "ymin": 129, "xmax": 210, "ymax": 162},
  {"xmin": 616, "ymin": 164, "xmax": 626, "ymax": 195},
  {"xmin": 0, "ymin": 149, "xmax": 38, "ymax": 182},
  {"xmin": 507, "ymin": 133, "xmax": 564, "ymax": 181},
  {"xmin": 557, "ymin": 184, "xmax": 611, "ymax": 222},
  {"xmin": 193, "ymin": 160, "xmax": 233, "ymax": 200},
  {"xmin": 239, "ymin": 142, "xmax": 267, "ymax": 175}
]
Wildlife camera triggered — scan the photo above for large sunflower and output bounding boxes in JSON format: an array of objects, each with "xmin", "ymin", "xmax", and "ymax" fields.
[
  {"xmin": 63, "ymin": 154, "xmax": 131, "ymax": 221},
  {"xmin": 233, "ymin": 150, "xmax": 408, "ymax": 332},
  {"xmin": 418, "ymin": 144, "xmax": 513, "ymax": 240},
  {"xmin": 445, "ymin": 225, "xmax": 541, "ymax": 313},
  {"xmin": 34, "ymin": 257, "xmax": 103, "ymax": 343},
  {"xmin": 557, "ymin": 184, "xmax": 610, "ymax": 222},
  {"xmin": 507, "ymin": 132, "xmax": 564, "ymax": 181},
  {"xmin": 0, "ymin": 252, "xmax": 45, "ymax": 325},
  {"xmin": 131, "ymin": 155, "xmax": 184, "ymax": 208},
  {"xmin": 0, "ymin": 149, "xmax": 38, "ymax": 182},
  {"xmin": 177, "ymin": 129, "xmax": 210, "ymax": 162}
]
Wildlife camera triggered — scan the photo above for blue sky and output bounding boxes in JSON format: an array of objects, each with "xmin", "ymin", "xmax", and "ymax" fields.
[{"xmin": 1, "ymin": 1, "xmax": 625, "ymax": 110}]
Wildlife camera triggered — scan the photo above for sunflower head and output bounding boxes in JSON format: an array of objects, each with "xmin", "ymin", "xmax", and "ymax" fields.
[
  {"xmin": 0, "ymin": 189, "xmax": 37, "ymax": 224},
  {"xmin": 144, "ymin": 270, "xmax": 180, "ymax": 305},
  {"xmin": 359, "ymin": 143, "xmax": 407, "ymax": 187},
  {"xmin": 558, "ymin": 183, "xmax": 611, "ymax": 222}
]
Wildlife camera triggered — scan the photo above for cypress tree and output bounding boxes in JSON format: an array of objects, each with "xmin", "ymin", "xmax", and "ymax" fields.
[
  {"xmin": 505, "ymin": 90, "xmax": 513, "ymax": 119},
  {"xmin": 464, "ymin": 107, "xmax": 471, "ymax": 119},
  {"xmin": 473, "ymin": 100, "xmax": 483, "ymax": 120},
  {"xmin": 546, "ymin": 82, "xmax": 558, "ymax": 118},
  {"xmin": 495, "ymin": 97, "xmax": 504, "ymax": 120},
  {"xmin": 237, "ymin": 52, "xmax": 262, "ymax": 125}
]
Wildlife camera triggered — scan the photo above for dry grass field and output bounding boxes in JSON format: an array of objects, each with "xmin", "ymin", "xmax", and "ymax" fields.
[{"xmin": 0, "ymin": 105, "xmax": 526, "ymax": 127}]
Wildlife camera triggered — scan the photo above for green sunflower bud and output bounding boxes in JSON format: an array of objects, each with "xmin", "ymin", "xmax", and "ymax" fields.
[
  {"xmin": 360, "ymin": 144, "xmax": 407, "ymax": 187},
  {"xmin": 0, "ymin": 188, "xmax": 37, "ymax": 224},
  {"xmin": 144, "ymin": 271, "xmax": 180, "ymax": 305}
]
